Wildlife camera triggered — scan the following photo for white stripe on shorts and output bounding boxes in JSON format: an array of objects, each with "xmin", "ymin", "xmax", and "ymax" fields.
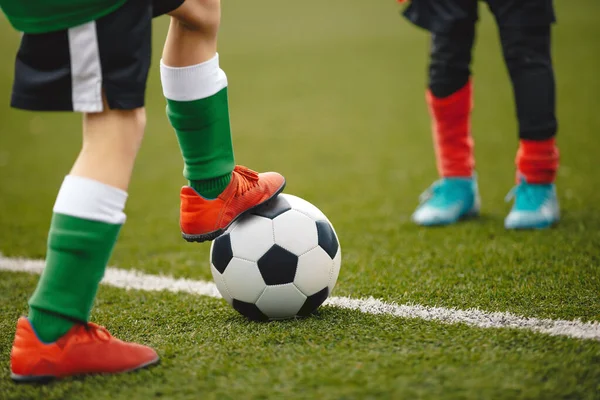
[{"xmin": 68, "ymin": 22, "xmax": 103, "ymax": 112}]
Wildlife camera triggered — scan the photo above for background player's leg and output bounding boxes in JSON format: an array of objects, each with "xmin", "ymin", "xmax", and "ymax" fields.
[
  {"xmin": 412, "ymin": 23, "xmax": 480, "ymax": 226},
  {"xmin": 498, "ymin": 25, "xmax": 559, "ymax": 183},
  {"xmin": 498, "ymin": 24, "xmax": 560, "ymax": 229},
  {"xmin": 427, "ymin": 25, "xmax": 476, "ymax": 178},
  {"xmin": 28, "ymin": 102, "xmax": 146, "ymax": 342},
  {"xmin": 161, "ymin": 0, "xmax": 234, "ymax": 199}
]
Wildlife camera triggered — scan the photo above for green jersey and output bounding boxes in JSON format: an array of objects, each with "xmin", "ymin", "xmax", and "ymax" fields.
[{"xmin": 0, "ymin": 0, "xmax": 127, "ymax": 33}]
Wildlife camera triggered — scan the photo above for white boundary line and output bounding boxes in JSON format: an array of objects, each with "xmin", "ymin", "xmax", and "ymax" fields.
[{"xmin": 1, "ymin": 255, "xmax": 599, "ymax": 341}]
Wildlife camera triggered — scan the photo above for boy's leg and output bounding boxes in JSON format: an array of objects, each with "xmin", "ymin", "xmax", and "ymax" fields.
[
  {"xmin": 28, "ymin": 104, "xmax": 145, "ymax": 343},
  {"xmin": 402, "ymin": 0, "xmax": 480, "ymax": 225},
  {"xmin": 12, "ymin": 104, "xmax": 159, "ymax": 382},
  {"xmin": 159, "ymin": 0, "xmax": 285, "ymax": 242},
  {"xmin": 488, "ymin": 0, "xmax": 560, "ymax": 228},
  {"xmin": 10, "ymin": 0, "xmax": 159, "ymax": 381},
  {"xmin": 162, "ymin": 0, "xmax": 232, "ymax": 198}
]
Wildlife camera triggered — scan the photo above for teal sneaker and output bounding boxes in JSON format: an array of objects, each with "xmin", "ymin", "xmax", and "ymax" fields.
[
  {"xmin": 412, "ymin": 176, "xmax": 480, "ymax": 226},
  {"xmin": 504, "ymin": 178, "xmax": 559, "ymax": 229}
]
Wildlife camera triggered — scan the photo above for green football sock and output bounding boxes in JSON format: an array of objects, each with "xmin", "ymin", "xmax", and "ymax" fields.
[
  {"xmin": 161, "ymin": 54, "xmax": 235, "ymax": 199},
  {"xmin": 28, "ymin": 176, "xmax": 126, "ymax": 343}
]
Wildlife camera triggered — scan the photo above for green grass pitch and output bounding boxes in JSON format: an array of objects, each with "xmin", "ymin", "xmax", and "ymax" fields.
[{"xmin": 1, "ymin": 1, "xmax": 600, "ymax": 399}]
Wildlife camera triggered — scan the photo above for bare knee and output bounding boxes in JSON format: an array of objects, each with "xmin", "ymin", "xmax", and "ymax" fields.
[
  {"xmin": 114, "ymin": 108, "xmax": 146, "ymax": 156},
  {"xmin": 125, "ymin": 108, "xmax": 146, "ymax": 152},
  {"xmin": 83, "ymin": 107, "xmax": 147, "ymax": 157},
  {"xmin": 73, "ymin": 107, "xmax": 146, "ymax": 190},
  {"xmin": 170, "ymin": 0, "xmax": 221, "ymax": 35}
]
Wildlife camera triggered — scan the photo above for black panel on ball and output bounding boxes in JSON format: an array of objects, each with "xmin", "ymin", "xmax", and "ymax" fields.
[
  {"xmin": 257, "ymin": 244, "xmax": 298, "ymax": 285},
  {"xmin": 297, "ymin": 287, "xmax": 329, "ymax": 317},
  {"xmin": 251, "ymin": 195, "xmax": 292, "ymax": 219},
  {"xmin": 316, "ymin": 220, "xmax": 339, "ymax": 258},
  {"xmin": 211, "ymin": 233, "xmax": 233, "ymax": 274},
  {"xmin": 232, "ymin": 299, "xmax": 269, "ymax": 322}
]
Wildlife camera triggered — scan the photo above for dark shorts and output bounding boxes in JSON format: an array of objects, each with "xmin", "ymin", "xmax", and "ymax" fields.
[
  {"xmin": 403, "ymin": 0, "xmax": 556, "ymax": 33},
  {"xmin": 11, "ymin": 0, "xmax": 185, "ymax": 112}
]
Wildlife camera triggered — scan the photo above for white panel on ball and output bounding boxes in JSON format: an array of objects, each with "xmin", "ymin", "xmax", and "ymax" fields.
[
  {"xmin": 222, "ymin": 258, "xmax": 266, "ymax": 303},
  {"xmin": 279, "ymin": 194, "xmax": 328, "ymax": 222},
  {"xmin": 255, "ymin": 283, "xmax": 307, "ymax": 319},
  {"xmin": 273, "ymin": 210, "xmax": 319, "ymax": 255},
  {"xmin": 294, "ymin": 246, "xmax": 334, "ymax": 296},
  {"xmin": 230, "ymin": 214, "xmax": 274, "ymax": 261},
  {"xmin": 328, "ymin": 248, "xmax": 342, "ymax": 293},
  {"xmin": 210, "ymin": 264, "xmax": 233, "ymax": 305}
]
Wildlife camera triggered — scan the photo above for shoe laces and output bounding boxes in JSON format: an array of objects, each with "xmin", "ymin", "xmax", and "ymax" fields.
[
  {"xmin": 505, "ymin": 182, "xmax": 553, "ymax": 210},
  {"xmin": 418, "ymin": 178, "xmax": 471, "ymax": 206},
  {"xmin": 82, "ymin": 322, "xmax": 113, "ymax": 342},
  {"xmin": 419, "ymin": 180, "xmax": 443, "ymax": 203},
  {"xmin": 233, "ymin": 165, "xmax": 259, "ymax": 195}
]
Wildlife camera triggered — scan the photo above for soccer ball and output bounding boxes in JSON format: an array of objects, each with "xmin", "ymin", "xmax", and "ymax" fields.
[{"xmin": 210, "ymin": 193, "xmax": 341, "ymax": 321}]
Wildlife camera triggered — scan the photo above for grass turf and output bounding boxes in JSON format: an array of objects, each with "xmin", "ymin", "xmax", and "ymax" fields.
[
  {"xmin": 1, "ymin": 0, "xmax": 599, "ymax": 398},
  {"xmin": 2, "ymin": 273, "xmax": 600, "ymax": 400}
]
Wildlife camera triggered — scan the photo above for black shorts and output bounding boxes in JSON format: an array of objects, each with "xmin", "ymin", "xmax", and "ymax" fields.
[
  {"xmin": 403, "ymin": 0, "xmax": 556, "ymax": 33},
  {"xmin": 10, "ymin": 0, "xmax": 185, "ymax": 112}
]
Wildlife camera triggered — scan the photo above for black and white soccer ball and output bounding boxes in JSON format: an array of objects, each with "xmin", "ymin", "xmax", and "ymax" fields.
[{"xmin": 210, "ymin": 193, "xmax": 341, "ymax": 321}]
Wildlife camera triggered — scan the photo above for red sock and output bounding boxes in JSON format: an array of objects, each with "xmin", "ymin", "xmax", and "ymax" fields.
[
  {"xmin": 516, "ymin": 138, "xmax": 559, "ymax": 184},
  {"xmin": 426, "ymin": 80, "xmax": 474, "ymax": 178}
]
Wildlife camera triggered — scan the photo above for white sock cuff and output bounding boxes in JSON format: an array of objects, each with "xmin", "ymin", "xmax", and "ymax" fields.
[
  {"xmin": 53, "ymin": 175, "xmax": 128, "ymax": 224},
  {"xmin": 160, "ymin": 53, "xmax": 228, "ymax": 101}
]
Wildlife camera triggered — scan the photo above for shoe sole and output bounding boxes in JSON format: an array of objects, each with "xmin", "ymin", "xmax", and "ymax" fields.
[
  {"xmin": 413, "ymin": 206, "xmax": 480, "ymax": 227},
  {"xmin": 505, "ymin": 219, "xmax": 559, "ymax": 230},
  {"xmin": 10, "ymin": 356, "xmax": 160, "ymax": 383},
  {"xmin": 182, "ymin": 180, "xmax": 286, "ymax": 243}
]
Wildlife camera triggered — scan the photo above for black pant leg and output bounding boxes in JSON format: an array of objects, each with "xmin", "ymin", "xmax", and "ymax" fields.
[
  {"xmin": 498, "ymin": 25, "xmax": 557, "ymax": 140},
  {"xmin": 429, "ymin": 24, "xmax": 476, "ymax": 98}
]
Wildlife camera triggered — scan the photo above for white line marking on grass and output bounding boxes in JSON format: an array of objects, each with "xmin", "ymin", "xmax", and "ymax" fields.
[{"xmin": 1, "ymin": 254, "xmax": 599, "ymax": 341}]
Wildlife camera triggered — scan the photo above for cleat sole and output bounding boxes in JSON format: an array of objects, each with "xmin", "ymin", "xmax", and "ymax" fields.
[
  {"xmin": 505, "ymin": 219, "xmax": 559, "ymax": 230},
  {"xmin": 10, "ymin": 355, "xmax": 160, "ymax": 383},
  {"xmin": 412, "ymin": 206, "xmax": 480, "ymax": 227},
  {"xmin": 10, "ymin": 373, "xmax": 55, "ymax": 383}
]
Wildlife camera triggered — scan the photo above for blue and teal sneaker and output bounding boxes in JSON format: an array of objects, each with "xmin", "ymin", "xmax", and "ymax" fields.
[
  {"xmin": 412, "ymin": 176, "xmax": 480, "ymax": 226},
  {"xmin": 504, "ymin": 178, "xmax": 559, "ymax": 229}
]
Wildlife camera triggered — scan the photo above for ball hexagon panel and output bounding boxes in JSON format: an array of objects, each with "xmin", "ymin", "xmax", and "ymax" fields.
[
  {"xmin": 280, "ymin": 193, "xmax": 328, "ymax": 221},
  {"xmin": 211, "ymin": 233, "xmax": 233, "ymax": 274},
  {"xmin": 257, "ymin": 245, "xmax": 298, "ymax": 285},
  {"xmin": 297, "ymin": 287, "xmax": 329, "ymax": 317},
  {"xmin": 328, "ymin": 248, "xmax": 342, "ymax": 293},
  {"xmin": 316, "ymin": 220, "xmax": 339, "ymax": 259},
  {"xmin": 255, "ymin": 283, "xmax": 307, "ymax": 319},
  {"xmin": 222, "ymin": 257, "xmax": 266, "ymax": 303},
  {"xmin": 252, "ymin": 195, "xmax": 292, "ymax": 219},
  {"xmin": 293, "ymin": 246, "xmax": 334, "ymax": 296},
  {"xmin": 232, "ymin": 299, "xmax": 269, "ymax": 322},
  {"xmin": 230, "ymin": 214, "xmax": 274, "ymax": 262},
  {"xmin": 210, "ymin": 264, "xmax": 233, "ymax": 305},
  {"xmin": 273, "ymin": 210, "xmax": 318, "ymax": 255}
]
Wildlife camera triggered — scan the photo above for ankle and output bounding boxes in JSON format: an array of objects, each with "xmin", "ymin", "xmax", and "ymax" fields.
[
  {"xmin": 28, "ymin": 307, "xmax": 75, "ymax": 343},
  {"xmin": 189, "ymin": 173, "xmax": 232, "ymax": 199},
  {"xmin": 516, "ymin": 138, "xmax": 559, "ymax": 184}
]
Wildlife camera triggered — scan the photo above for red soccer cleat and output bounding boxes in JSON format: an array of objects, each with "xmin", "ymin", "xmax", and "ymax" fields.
[
  {"xmin": 180, "ymin": 165, "xmax": 286, "ymax": 242},
  {"xmin": 10, "ymin": 317, "xmax": 159, "ymax": 382}
]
